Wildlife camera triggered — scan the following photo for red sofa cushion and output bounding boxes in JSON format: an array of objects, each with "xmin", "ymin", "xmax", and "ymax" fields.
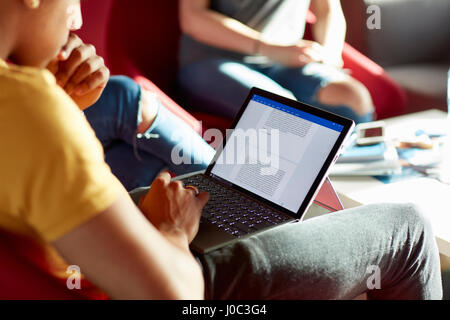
[
  {"xmin": 107, "ymin": 1, "xmax": 181, "ymax": 95},
  {"xmin": 0, "ymin": 230, "xmax": 107, "ymax": 300}
]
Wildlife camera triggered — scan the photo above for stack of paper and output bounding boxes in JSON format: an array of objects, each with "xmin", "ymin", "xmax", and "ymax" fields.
[{"xmin": 330, "ymin": 140, "xmax": 401, "ymax": 176}]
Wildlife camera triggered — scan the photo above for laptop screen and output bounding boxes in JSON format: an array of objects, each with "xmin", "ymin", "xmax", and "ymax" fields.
[{"xmin": 208, "ymin": 89, "xmax": 352, "ymax": 216}]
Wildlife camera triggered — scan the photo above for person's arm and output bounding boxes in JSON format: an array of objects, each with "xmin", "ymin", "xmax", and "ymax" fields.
[
  {"xmin": 310, "ymin": 0, "xmax": 346, "ymax": 67},
  {"xmin": 179, "ymin": 0, "xmax": 325, "ymax": 67},
  {"xmin": 52, "ymin": 172, "xmax": 209, "ymax": 299},
  {"xmin": 179, "ymin": 0, "xmax": 260, "ymax": 55}
]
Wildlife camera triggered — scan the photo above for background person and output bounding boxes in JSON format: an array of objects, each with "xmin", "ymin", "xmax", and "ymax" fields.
[{"xmin": 178, "ymin": 0, "xmax": 374, "ymax": 124}]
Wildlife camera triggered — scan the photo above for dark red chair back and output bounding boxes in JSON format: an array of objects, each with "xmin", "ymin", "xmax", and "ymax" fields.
[
  {"xmin": 76, "ymin": 0, "xmax": 114, "ymax": 68},
  {"xmin": 108, "ymin": 0, "xmax": 181, "ymax": 95},
  {"xmin": 105, "ymin": 0, "xmax": 233, "ymax": 131}
]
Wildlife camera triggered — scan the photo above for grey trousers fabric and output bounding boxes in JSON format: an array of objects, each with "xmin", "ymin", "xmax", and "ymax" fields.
[{"xmin": 129, "ymin": 189, "xmax": 442, "ymax": 299}]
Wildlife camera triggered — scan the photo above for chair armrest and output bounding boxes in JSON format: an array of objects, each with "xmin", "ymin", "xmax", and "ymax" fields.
[
  {"xmin": 342, "ymin": 43, "xmax": 407, "ymax": 119},
  {"xmin": 133, "ymin": 75, "xmax": 203, "ymax": 135}
]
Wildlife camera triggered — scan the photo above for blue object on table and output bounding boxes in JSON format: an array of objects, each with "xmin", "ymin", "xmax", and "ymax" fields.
[
  {"xmin": 374, "ymin": 167, "xmax": 425, "ymax": 184},
  {"xmin": 338, "ymin": 142, "xmax": 387, "ymax": 163}
]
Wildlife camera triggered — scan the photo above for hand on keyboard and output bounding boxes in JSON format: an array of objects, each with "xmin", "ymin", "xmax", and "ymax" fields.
[
  {"xmin": 182, "ymin": 175, "xmax": 290, "ymax": 238},
  {"xmin": 139, "ymin": 172, "xmax": 210, "ymax": 247}
]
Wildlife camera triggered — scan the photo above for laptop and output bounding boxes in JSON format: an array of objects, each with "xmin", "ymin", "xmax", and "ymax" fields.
[{"xmin": 174, "ymin": 87, "xmax": 355, "ymax": 253}]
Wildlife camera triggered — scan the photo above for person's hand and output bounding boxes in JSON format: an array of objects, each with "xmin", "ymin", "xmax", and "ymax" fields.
[
  {"xmin": 259, "ymin": 39, "xmax": 326, "ymax": 67},
  {"xmin": 138, "ymin": 172, "xmax": 209, "ymax": 248},
  {"xmin": 47, "ymin": 34, "xmax": 110, "ymax": 110},
  {"xmin": 260, "ymin": 39, "xmax": 344, "ymax": 68},
  {"xmin": 321, "ymin": 51, "xmax": 344, "ymax": 69}
]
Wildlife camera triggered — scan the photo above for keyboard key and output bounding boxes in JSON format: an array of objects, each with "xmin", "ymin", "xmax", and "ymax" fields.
[
  {"xmin": 234, "ymin": 221, "xmax": 254, "ymax": 233},
  {"xmin": 254, "ymin": 220, "xmax": 275, "ymax": 230}
]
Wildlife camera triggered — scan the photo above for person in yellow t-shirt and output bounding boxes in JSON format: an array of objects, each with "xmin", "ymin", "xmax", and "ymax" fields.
[
  {"xmin": 0, "ymin": 0, "xmax": 443, "ymax": 300},
  {"xmin": 0, "ymin": 0, "xmax": 207, "ymax": 299}
]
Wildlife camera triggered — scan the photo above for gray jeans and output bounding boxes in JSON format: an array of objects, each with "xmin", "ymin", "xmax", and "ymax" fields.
[{"xmin": 130, "ymin": 189, "xmax": 443, "ymax": 299}]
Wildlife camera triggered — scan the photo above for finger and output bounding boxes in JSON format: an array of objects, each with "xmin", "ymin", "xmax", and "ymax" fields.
[
  {"xmin": 72, "ymin": 66, "xmax": 110, "ymax": 96},
  {"xmin": 56, "ymin": 44, "xmax": 96, "ymax": 88},
  {"xmin": 301, "ymin": 40, "xmax": 324, "ymax": 52},
  {"xmin": 304, "ymin": 46, "xmax": 320, "ymax": 56},
  {"xmin": 152, "ymin": 171, "xmax": 172, "ymax": 188},
  {"xmin": 185, "ymin": 185, "xmax": 200, "ymax": 196},
  {"xmin": 58, "ymin": 34, "xmax": 83, "ymax": 61},
  {"xmin": 138, "ymin": 194, "xmax": 147, "ymax": 208},
  {"xmin": 311, "ymin": 42, "xmax": 326, "ymax": 53},
  {"xmin": 46, "ymin": 58, "xmax": 60, "ymax": 75},
  {"xmin": 65, "ymin": 56, "xmax": 104, "ymax": 95},
  {"xmin": 169, "ymin": 180, "xmax": 185, "ymax": 191},
  {"xmin": 298, "ymin": 54, "xmax": 313, "ymax": 65},
  {"xmin": 196, "ymin": 192, "xmax": 210, "ymax": 208}
]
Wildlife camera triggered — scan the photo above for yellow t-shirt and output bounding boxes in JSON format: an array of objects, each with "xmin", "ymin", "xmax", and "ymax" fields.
[{"xmin": 0, "ymin": 59, "xmax": 127, "ymax": 296}]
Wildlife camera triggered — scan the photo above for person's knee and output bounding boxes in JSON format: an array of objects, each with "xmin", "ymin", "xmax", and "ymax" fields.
[
  {"xmin": 104, "ymin": 75, "xmax": 140, "ymax": 99},
  {"xmin": 137, "ymin": 90, "xmax": 159, "ymax": 134},
  {"xmin": 398, "ymin": 203, "xmax": 423, "ymax": 222},
  {"xmin": 399, "ymin": 203, "xmax": 435, "ymax": 241},
  {"xmin": 318, "ymin": 79, "xmax": 374, "ymax": 116},
  {"xmin": 86, "ymin": 75, "xmax": 139, "ymax": 117},
  {"xmin": 341, "ymin": 80, "xmax": 374, "ymax": 116}
]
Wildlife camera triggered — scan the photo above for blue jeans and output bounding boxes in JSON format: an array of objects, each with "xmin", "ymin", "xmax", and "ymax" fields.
[
  {"xmin": 84, "ymin": 76, "xmax": 216, "ymax": 191},
  {"xmin": 178, "ymin": 60, "xmax": 373, "ymax": 124}
]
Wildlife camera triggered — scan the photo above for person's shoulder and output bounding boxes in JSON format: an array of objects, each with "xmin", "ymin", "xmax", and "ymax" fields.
[
  {"xmin": 1, "ymin": 63, "xmax": 55, "ymax": 90},
  {"xmin": 0, "ymin": 64, "xmax": 90, "ymax": 150},
  {"xmin": 2, "ymin": 63, "xmax": 81, "ymax": 121}
]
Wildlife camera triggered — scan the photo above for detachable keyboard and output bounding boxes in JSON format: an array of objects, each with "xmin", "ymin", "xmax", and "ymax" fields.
[{"xmin": 182, "ymin": 174, "xmax": 291, "ymax": 238}]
